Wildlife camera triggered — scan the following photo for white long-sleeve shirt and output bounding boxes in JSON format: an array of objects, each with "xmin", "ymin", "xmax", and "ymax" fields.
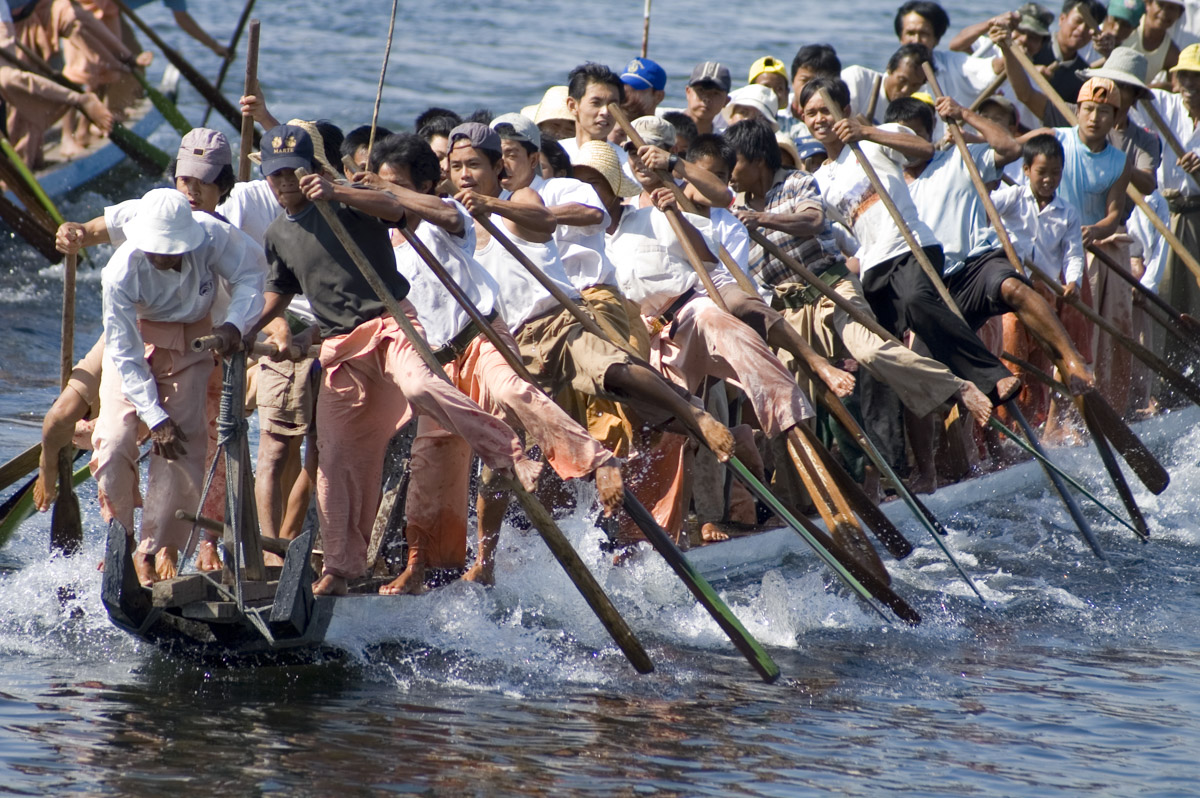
[
  {"xmin": 1126, "ymin": 190, "xmax": 1171, "ymax": 293},
  {"xmin": 990, "ymin": 183, "xmax": 1086, "ymax": 287},
  {"xmin": 1129, "ymin": 89, "xmax": 1200, "ymax": 197},
  {"xmin": 101, "ymin": 214, "xmax": 264, "ymax": 428}
]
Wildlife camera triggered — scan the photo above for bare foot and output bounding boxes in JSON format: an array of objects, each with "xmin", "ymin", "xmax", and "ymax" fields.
[
  {"xmin": 132, "ymin": 551, "xmax": 158, "ymax": 587},
  {"xmin": 461, "ymin": 561, "xmax": 495, "ymax": 586},
  {"xmin": 312, "ymin": 573, "xmax": 348, "ymax": 596},
  {"xmin": 957, "ymin": 381, "xmax": 994, "ymax": 427},
  {"xmin": 513, "ymin": 457, "xmax": 544, "ymax": 493},
  {"xmin": 818, "ymin": 362, "xmax": 856, "ymax": 398},
  {"xmin": 154, "ymin": 547, "xmax": 178, "ymax": 581},
  {"xmin": 696, "ymin": 411, "xmax": 735, "ymax": 462},
  {"xmin": 379, "ymin": 565, "xmax": 426, "ymax": 595},
  {"xmin": 33, "ymin": 456, "xmax": 56, "ymax": 512},
  {"xmin": 905, "ymin": 472, "xmax": 937, "ymax": 495},
  {"xmin": 196, "ymin": 539, "xmax": 222, "ymax": 571},
  {"xmin": 862, "ymin": 464, "xmax": 883, "ymax": 505},
  {"xmin": 80, "ymin": 92, "xmax": 114, "ymax": 134},
  {"xmin": 263, "ymin": 550, "xmax": 285, "ymax": 568},
  {"xmin": 1060, "ymin": 357, "xmax": 1095, "ymax": 396},
  {"xmin": 594, "ymin": 463, "xmax": 623, "ymax": 517},
  {"xmin": 700, "ymin": 522, "xmax": 731, "ymax": 543},
  {"xmin": 995, "ymin": 375, "xmax": 1022, "ymax": 405}
]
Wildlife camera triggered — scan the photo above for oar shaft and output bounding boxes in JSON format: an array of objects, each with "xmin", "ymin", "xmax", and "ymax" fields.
[
  {"xmin": 969, "ymin": 70, "xmax": 1008, "ymax": 111},
  {"xmin": 206, "ymin": 0, "xmax": 258, "ymax": 124},
  {"xmin": 865, "ymin": 75, "xmax": 883, "ymax": 123},
  {"xmin": 1139, "ymin": 96, "xmax": 1188, "ymax": 160},
  {"xmin": 367, "ymin": 0, "xmax": 400, "ymax": 165},
  {"xmin": 238, "ymin": 20, "xmax": 260, "ymax": 183},
  {"xmin": 640, "ymin": 0, "xmax": 651, "ymax": 58},
  {"xmin": 0, "ymin": 136, "xmax": 65, "ymax": 227},
  {"xmin": 60, "ymin": 253, "xmax": 76, "ymax": 390}
]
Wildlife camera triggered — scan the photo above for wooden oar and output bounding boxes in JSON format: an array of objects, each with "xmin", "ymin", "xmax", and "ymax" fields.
[
  {"xmin": 366, "ymin": 0, "xmax": 399, "ymax": 163},
  {"xmin": 969, "ymin": 70, "xmax": 1009, "ymax": 111},
  {"xmin": 817, "ymin": 87, "xmax": 965, "ymax": 319},
  {"xmin": 0, "ymin": 192, "xmax": 59, "ymax": 262},
  {"xmin": 202, "ymin": 0, "xmax": 258, "ymax": 126},
  {"xmin": 1087, "ymin": 237, "xmax": 1200, "ymax": 348},
  {"xmin": 113, "ymin": 0, "xmax": 247, "ymax": 136},
  {"xmin": 0, "ymin": 135, "xmax": 65, "ymax": 228},
  {"xmin": 127, "ymin": 69, "xmax": 190, "ymax": 135},
  {"xmin": 396, "ymin": 221, "xmax": 780, "ymax": 681},
  {"xmin": 640, "ymin": 0, "xmax": 651, "ymax": 58},
  {"xmin": 294, "ymin": 169, "xmax": 654, "ymax": 674},
  {"xmin": 237, "ymin": 20, "xmax": 260, "ymax": 183},
  {"xmin": 865, "ymin": 74, "xmax": 883, "ymax": 123},
  {"xmin": 0, "ymin": 457, "xmax": 88, "ymax": 550},
  {"xmin": 50, "ymin": 252, "xmax": 82, "ymax": 555},
  {"xmin": 0, "ymin": 443, "xmax": 41, "ymax": 494},
  {"xmin": 1006, "ymin": 42, "xmax": 1200, "ymax": 286}
]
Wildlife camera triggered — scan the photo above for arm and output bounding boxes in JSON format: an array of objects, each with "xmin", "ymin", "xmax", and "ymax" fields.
[
  {"xmin": 846, "ymin": 119, "xmax": 935, "ymax": 161},
  {"xmin": 1061, "ymin": 205, "xmax": 1086, "ymax": 292},
  {"xmin": 995, "ymin": 33, "xmax": 1048, "ymax": 119},
  {"xmin": 737, "ymin": 199, "xmax": 826, "ymax": 239},
  {"xmin": 351, "ymin": 172, "xmax": 464, "ymax": 233},
  {"xmin": 208, "ymin": 225, "xmax": 266, "ymax": 336},
  {"xmin": 172, "ymin": 10, "xmax": 228, "ymax": 58},
  {"xmin": 638, "ymin": 145, "xmax": 733, "ymax": 208},
  {"xmin": 937, "ymin": 95, "xmax": 1022, "ymax": 165},
  {"xmin": 649, "ymin": 188, "xmax": 717, "ymax": 263},
  {"xmin": 458, "ymin": 185, "xmax": 556, "ymax": 241},
  {"xmin": 300, "ymin": 173, "xmax": 406, "ymax": 222},
  {"xmin": 948, "ymin": 13, "xmax": 1013, "ymax": 53},
  {"xmin": 240, "ymin": 93, "xmax": 280, "ymax": 131},
  {"xmin": 1083, "ymin": 158, "xmax": 1133, "ymax": 246},
  {"xmin": 102, "ymin": 273, "xmax": 168, "ymax": 430},
  {"xmin": 246, "ymin": 291, "xmax": 293, "ymax": 340},
  {"xmin": 55, "ymin": 216, "xmax": 110, "ymax": 254},
  {"xmin": 547, "ymin": 202, "xmax": 605, "ymax": 227}
]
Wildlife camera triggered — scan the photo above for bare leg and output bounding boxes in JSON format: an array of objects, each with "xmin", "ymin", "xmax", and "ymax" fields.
[
  {"xmin": 462, "ymin": 487, "xmax": 509, "ymax": 586},
  {"xmin": 602, "ymin": 363, "xmax": 734, "ymax": 460},
  {"xmin": 34, "ymin": 388, "xmax": 90, "ymax": 511},
  {"xmin": 255, "ymin": 431, "xmax": 302, "ymax": 566},
  {"xmin": 278, "ymin": 435, "xmax": 317, "ymax": 541},
  {"xmin": 1001, "ymin": 278, "xmax": 1094, "ymax": 394},
  {"xmin": 767, "ymin": 321, "xmax": 856, "ymax": 398}
]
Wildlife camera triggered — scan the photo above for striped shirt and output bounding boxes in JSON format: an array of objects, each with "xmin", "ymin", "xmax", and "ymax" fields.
[{"xmin": 743, "ymin": 168, "xmax": 845, "ymax": 287}]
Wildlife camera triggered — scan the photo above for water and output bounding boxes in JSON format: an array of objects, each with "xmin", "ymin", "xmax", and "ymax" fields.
[{"xmin": 4, "ymin": 1, "xmax": 1200, "ymax": 794}]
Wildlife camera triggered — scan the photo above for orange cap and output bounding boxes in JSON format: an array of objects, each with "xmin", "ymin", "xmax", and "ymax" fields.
[{"xmin": 1076, "ymin": 77, "xmax": 1121, "ymax": 109}]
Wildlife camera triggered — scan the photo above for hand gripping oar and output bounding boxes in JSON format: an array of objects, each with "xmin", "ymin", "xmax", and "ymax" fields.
[
  {"xmin": 817, "ymin": 87, "xmax": 966, "ymax": 320},
  {"xmin": 202, "ymin": 0, "xmax": 258, "ymax": 126},
  {"xmin": 294, "ymin": 169, "xmax": 653, "ymax": 674},
  {"xmin": 50, "ymin": 252, "xmax": 82, "ymax": 556},
  {"xmin": 395, "ymin": 222, "xmax": 779, "ymax": 682},
  {"xmin": 113, "ymin": 0, "xmax": 247, "ymax": 136},
  {"xmin": 237, "ymin": 20, "xmax": 261, "ymax": 183}
]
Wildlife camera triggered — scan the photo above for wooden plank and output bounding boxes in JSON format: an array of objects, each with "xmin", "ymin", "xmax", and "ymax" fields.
[
  {"xmin": 181, "ymin": 601, "xmax": 239, "ymax": 621},
  {"xmin": 151, "ymin": 574, "xmax": 211, "ymax": 608}
]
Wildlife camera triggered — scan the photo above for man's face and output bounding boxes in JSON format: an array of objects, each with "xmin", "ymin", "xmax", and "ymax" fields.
[
  {"xmin": 537, "ymin": 119, "xmax": 575, "ymax": 142},
  {"xmin": 692, "ymin": 153, "xmax": 731, "ymax": 187},
  {"xmin": 1012, "ymin": 29, "xmax": 1047, "ymax": 56},
  {"xmin": 885, "ymin": 57, "xmax": 925, "ymax": 101},
  {"xmin": 1174, "ymin": 70, "xmax": 1200, "ymax": 113},
  {"xmin": 729, "ymin": 152, "xmax": 757, "ymax": 193},
  {"xmin": 174, "ymin": 174, "xmax": 221, "ymax": 213},
  {"xmin": 265, "ymin": 168, "xmax": 305, "ymax": 213},
  {"xmin": 790, "ymin": 67, "xmax": 822, "ymax": 116},
  {"xmin": 801, "ymin": 94, "xmax": 839, "ymax": 144},
  {"xmin": 1077, "ymin": 100, "xmax": 1117, "ymax": 141},
  {"xmin": 1058, "ymin": 8, "xmax": 1094, "ymax": 52},
  {"xmin": 899, "ymin": 116, "xmax": 932, "ymax": 143},
  {"xmin": 1146, "ymin": 1, "xmax": 1185, "ymax": 29},
  {"xmin": 622, "ymin": 85, "xmax": 664, "ymax": 118},
  {"xmin": 572, "ymin": 164, "xmax": 616, "ymax": 208},
  {"xmin": 686, "ymin": 83, "xmax": 729, "ymax": 123},
  {"xmin": 567, "ymin": 81, "xmax": 619, "ymax": 141},
  {"xmin": 499, "ymin": 139, "xmax": 537, "ymax": 192},
  {"xmin": 754, "ymin": 72, "xmax": 789, "ymax": 112},
  {"xmin": 1025, "ymin": 153, "xmax": 1064, "ymax": 200},
  {"xmin": 352, "ymin": 144, "xmax": 370, "ymax": 172},
  {"xmin": 726, "ymin": 104, "xmax": 768, "ymax": 127},
  {"xmin": 378, "ymin": 161, "xmax": 421, "ymax": 193},
  {"xmin": 447, "ymin": 141, "xmax": 502, "ymax": 196},
  {"xmin": 978, "ymin": 103, "xmax": 1018, "ymax": 133},
  {"xmin": 428, "ymin": 134, "xmax": 450, "ymax": 183},
  {"xmin": 897, "ymin": 12, "xmax": 939, "ymax": 49},
  {"xmin": 1100, "ymin": 17, "xmax": 1137, "ymax": 45},
  {"xmin": 145, "ymin": 252, "xmax": 183, "ymax": 271}
]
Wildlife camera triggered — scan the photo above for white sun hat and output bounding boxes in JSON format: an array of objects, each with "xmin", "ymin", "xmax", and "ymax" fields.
[
  {"xmin": 721, "ymin": 84, "xmax": 781, "ymax": 130},
  {"xmin": 125, "ymin": 188, "xmax": 205, "ymax": 255}
]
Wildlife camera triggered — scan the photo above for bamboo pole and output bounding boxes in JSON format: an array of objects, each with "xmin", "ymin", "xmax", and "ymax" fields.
[
  {"xmin": 203, "ymin": 0, "xmax": 258, "ymax": 126},
  {"xmin": 367, "ymin": 0, "xmax": 400, "ymax": 165},
  {"xmin": 238, "ymin": 20, "xmax": 260, "ymax": 183}
]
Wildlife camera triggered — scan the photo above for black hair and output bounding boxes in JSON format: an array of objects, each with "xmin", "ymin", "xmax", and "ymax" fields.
[
  {"xmin": 686, "ymin": 132, "xmax": 738, "ymax": 174},
  {"xmin": 894, "ymin": 2, "xmax": 950, "ymax": 40},
  {"xmin": 167, "ymin": 159, "xmax": 236, "ymax": 203},
  {"xmin": 661, "ymin": 111, "xmax": 698, "ymax": 146},
  {"xmin": 414, "ymin": 106, "xmax": 461, "ymax": 132},
  {"xmin": 493, "ymin": 123, "xmax": 538, "ymax": 156},
  {"xmin": 797, "ymin": 76, "xmax": 851, "ymax": 112},
  {"xmin": 369, "ymin": 133, "xmax": 441, "ymax": 192},
  {"xmin": 887, "ymin": 43, "xmax": 934, "ymax": 74},
  {"xmin": 723, "ymin": 119, "xmax": 781, "ymax": 172},
  {"xmin": 341, "ymin": 124, "xmax": 393, "ymax": 161},
  {"xmin": 462, "ymin": 108, "xmax": 492, "ymax": 125},
  {"xmin": 978, "ymin": 97, "xmax": 1018, "ymax": 127},
  {"xmin": 883, "ymin": 97, "xmax": 935, "ymax": 137},
  {"xmin": 1061, "ymin": 0, "xmax": 1106, "ymax": 22},
  {"xmin": 790, "ymin": 44, "xmax": 842, "ymax": 80},
  {"xmin": 417, "ymin": 117, "xmax": 458, "ymax": 144},
  {"xmin": 567, "ymin": 62, "xmax": 626, "ymax": 104},
  {"xmin": 1022, "ymin": 132, "xmax": 1065, "ymax": 167},
  {"xmin": 540, "ymin": 138, "xmax": 572, "ymax": 178},
  {"xmin": 314, "ymin": 120, "xmax": 344, "ymax": 172}
]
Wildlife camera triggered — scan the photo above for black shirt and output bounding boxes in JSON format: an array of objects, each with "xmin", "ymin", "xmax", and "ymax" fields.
[{"xmin": 264, "ymin": 200, "xmax": 409, "ymax": 337}]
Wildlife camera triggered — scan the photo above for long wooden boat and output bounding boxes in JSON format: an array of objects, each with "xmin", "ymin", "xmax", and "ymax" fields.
[{"xmin": 99, "ymin": 404, "xmax": 1198, "ymax": 661}]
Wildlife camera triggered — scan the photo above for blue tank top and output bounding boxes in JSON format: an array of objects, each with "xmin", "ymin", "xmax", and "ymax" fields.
[{"xmin": 1053, "ymin": 127, "xmax": 1126, "ymax": 226}]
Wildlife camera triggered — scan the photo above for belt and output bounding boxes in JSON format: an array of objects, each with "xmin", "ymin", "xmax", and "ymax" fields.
[
  {"xmin": 772, "ymin": 260, "xmax": 850, "ymax": 310},
  {"xmin": 649, "ymin": 288, "xmax": 697, "ymax": 336},
  {"xmin": 1163, "ymin": 191, "xmax": 1200, "ymax": 215},
  {"xmin": 432, "ymin": 312, "xmax": 498, "ymax": 366}
]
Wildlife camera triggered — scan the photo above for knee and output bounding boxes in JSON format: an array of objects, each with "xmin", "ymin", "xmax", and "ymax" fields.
[{"xmin": 1000, "ymin": 277, "xmax": 1032, "ymax": 309}]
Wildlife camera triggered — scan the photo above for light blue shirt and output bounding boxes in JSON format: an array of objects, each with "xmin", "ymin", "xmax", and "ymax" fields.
[{"xmin": 1053, "ymin": 127, "xmax": 1126, "ymax": 227}]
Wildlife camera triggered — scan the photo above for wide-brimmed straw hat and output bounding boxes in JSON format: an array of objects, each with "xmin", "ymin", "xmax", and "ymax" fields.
[
  {"xmin": 534, "ymin": 86, "xmax": 573, "ymax": 125},
  {"xmin": 776, "ymin": 132, "xmax": 803, "ymax": 167},
  {"xmin": 125, "ymin": 188, "xmax": 205, "ymax": 255},
  {"xmin": 721, "ymin": 84, "xmax": 780, "ymax": 129},
  {"xmin": 1077, "ymin": 47, "xmax": 1148, "ymax": 90},
  {"xmin": 570, "ymin": 140, "xmax": 640, "ymax": 198}
]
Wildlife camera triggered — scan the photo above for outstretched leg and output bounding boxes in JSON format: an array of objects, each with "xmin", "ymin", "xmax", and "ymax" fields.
[{"xmin": 1000, "ymin": 277, "xmax": 1095, "ymax": 395}]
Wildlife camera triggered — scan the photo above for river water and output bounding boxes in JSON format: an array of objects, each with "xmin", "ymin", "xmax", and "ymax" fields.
[{"xmin": 3, "ymin": 1, "xmax": 1200, "ymax": 795}]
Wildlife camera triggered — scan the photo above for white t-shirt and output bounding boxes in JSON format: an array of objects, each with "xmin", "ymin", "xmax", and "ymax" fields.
[
  {"xmin": 814, "ymin": 123, "xmax": 938, "ymax": 274},
  {"xmin": 931, "ymin": 49, "xmax": 997, "ymax": 108},
  {"xmin": 843, "ymin": 65, "xmax": 887, "ymax": 120},
  {"xmin": 907, "ymin": 142, "xmax": 1001, "ymax": 273},
  {"xmin": 1126, "ymin": 191, "xmax": 1171, "ymax": 293},
  {"xmin": 529, "ymin": 174, "xmax": 617, "ymax": 291},
  {"xmin": 216, "ymin": 179, "xmax": 282, "ymax": 244},
  {"xmin": 607, "ymin": 205, "xmax": 722, "ymax": 318},
  {"xmin": 1129, "ymin": 89, "xmax": 1200, "ymax": 196},
  {"xmin": 473, "ymin": 217, "xmax": 580, "ymax": 331},
  {"xmin": 392, "ymin": 199, "xmax": 500, "ymax": 348}
]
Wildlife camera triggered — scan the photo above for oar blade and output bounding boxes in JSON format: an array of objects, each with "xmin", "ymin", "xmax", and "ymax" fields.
[
  {"xmin": 1082, "ymin": 391, "xmax": 1169, "ymax": 495},
  {"xmin": 1078, "ymin": 401, "xmax": 1151, "ymax": 540}
]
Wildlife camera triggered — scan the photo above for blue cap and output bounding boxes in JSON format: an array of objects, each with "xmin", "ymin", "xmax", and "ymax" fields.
[
  {"xmin": 259, "ymin": 124, "xmax": 315, "ymax": 176},
  {"xmin": 621, "ymin": 58, "xmax": 667, "ymax": 91},
  {"xmin": 795, "ymin": 135, "xmax": 826, "ymax": 161}
]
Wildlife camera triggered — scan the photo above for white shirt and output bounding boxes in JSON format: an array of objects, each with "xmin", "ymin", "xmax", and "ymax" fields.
[
  {"xmin": 1126, "ymin": 190, "xmax": 1171, "ymax": 293},
  {"xmin": 843, "ymin": 65, "xmax": 888, "ymax": 121},
  {"xmin": 1130, "ymin": 89, "xmax": 1200, "ymax": 196},
  {"xmin": 814, "ymin": 123, "xmax": 938, "ymax": 274},
  {"xmin": 607, "ymin": 205, "xmax": 722, "ymax": 318},
  {"xmin": 931, "ymin": 49, "xmax": 998, "ymax": 108},
  {"xmin": 991, "ymin": 183, "xmax": 1086, "ymax": 287},
  {"xmin": 217, "ymin": 179, "xmax": 282, "ymax": 244},
  {"xmin": 102, "ymin": 215, "xmax": 265, "ymax": 428},
  {"xmin": 907, "ymin": 142, "xmax": 1001, "ymax": 273},
  {"xmin": 473, "ymin": 217, "xmax": 580, "ymax": 331},
  {"xmin": 706, "ymin": 206, "xmax": 757, "ymax": 294},
  {"xmin": 392, "ymin": 199, "xmax": 500, "ymax": 348},
  {"xmin": 529, "ymin": 174, "xmax": 617, "ymax": 291}
]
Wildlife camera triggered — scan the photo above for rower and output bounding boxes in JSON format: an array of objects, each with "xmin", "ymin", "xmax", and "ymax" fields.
[{"xmin": 893, "ymin": 1, "xmax": 1009, "ymax": 107}]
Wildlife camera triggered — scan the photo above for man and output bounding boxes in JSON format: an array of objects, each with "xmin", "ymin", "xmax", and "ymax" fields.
[
  {"xmin": 683, "ymin": 61, "xmax": 731, "ymax": 136},
  {"xmin": 91, "ymin": 188, "xmax": 263, "ymax": 586},
  {"xmin": 619, "ymin": 56, "xmax": 666, "ymax": 119},
  {"xmin": 800, "ymin": 78, "xmax": 1021, "ymax": 409},
  {"xmin": 118, "ymin": 0, "xmax": 229, "ymax": 58},
  {"xmin": 0, "ymin": 61, "xmax": 113, "ymax": 166},
  {"xmin": 248, "ymin": 123, "xmax": 539, "ymax": 596},
  {"xmin": 893, "ymin": 1, "xmax": 1000, "ymax": 106},
  {"xmin": 1129, "ymin": 0, "xmax": 1186, "ymax": 80},
  {"xmin": 560, "ymin": 63, "xmax": 630, "ymax": 170},
  {"xmin": 782, "ymin": 44, "xmax": 842, "ymax": 142},
  {"xmin": 354, "ymin": 132, "xmax": 622, "ymax": 591},
  {"xmin": 749, "ymin": 55, "xmax": 790, "ymax": 113},
  {"xmin": 1042, "ymin": 0, "xmax": 1110, "ymax": 104},
  {"xmin": 1096, "ymin": 0, "xmax": 1146, "ymax": 55},
  {"xmin": 842, "ymin": 43, "xmax": 934, "ymax": 123}
]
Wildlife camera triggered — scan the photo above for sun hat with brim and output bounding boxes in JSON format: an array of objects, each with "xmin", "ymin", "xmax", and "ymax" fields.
[
  {"xmin": 776, "ymin": 132, "xmax": 803, "ymax": 166},
  {"xmin": 491, "ymin": 112, "xmax": 541, "ymax": 149},
  {"xmin": 1171, "ymin": 43, "xmax": 1200, "ymax": 73},
  {"xmin": 1106, "ymin": 0, "xmax": 1145, "ymax": 26},
  {"xmin": 571, "ymin": 140, "xmax": 640, "ymax": 198},
  {"xmin": 632, "ymin": 115, "xmax": 676, "ymax": 149},
  {"xmin": 1077, "ymin": 77, "xmax": 1122, "ymax": 108},
  {"xmin": 534, "ymin": 85, "xmax": 573, "ymax": 125},
  {"xmin": 721, "ymin": 84, "xmax": 780, "ymax": 129},
  {"xmin": 1077, "ymin": 47, "xmax": 1148, "ymax": 90},
  {"xmin": 257, "ymin": 124, "xmax": 316, "ymax": 176},
  {"xmin": 175, "ymin": 128, "xmax": 231, "ymax": 183},
  {"xmin": 125, "ymin": 188, "xmax": 205, "ymax": 255}
]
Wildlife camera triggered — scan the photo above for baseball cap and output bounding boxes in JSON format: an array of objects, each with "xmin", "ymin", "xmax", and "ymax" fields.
[
  {"xmin": 1170, "ymin": 43, "xmax": 1200, "ymax": 73},
  {"xmin": 1077, "ymin": 76, "xmax": 1121, "ymax": 108},
  {"xmin": 1015, "ymin": 3, "xmax": 1054, "ymax": 36},
  {"xmin": 491, "ymin": 112, "xmax": 541, "ymax": 149},
  {"xmin": 621, "ymin": 57, "xmax": 667, "ymax": 91},
  {"xmin": 687, "ymin": 61, "xmax": 731, "ymax": 92},
  {"xmin": 259, "ymin": 124, "xmax": 316, "ymax": 176},
  {"xmin": 1106, "ymin": 0, "xmax": 1145, "ymax": 26},
  {"xmin": 449, "ymin": 122, "xmax": 502, "ymax": 156},
  {"xmin": 748, "ymin": 56, "xmax": 788, "ymax": 85},
  {"xmin": 632, "ymin": 115, "xmax": 676, "ymax": 149},
  {"xmin": 794, "ymin": 134, "xmax": 826, "ymax": 161},
  {"xmin": 175, "ymin": 128, "xmax": 231, "ymax": 183}
]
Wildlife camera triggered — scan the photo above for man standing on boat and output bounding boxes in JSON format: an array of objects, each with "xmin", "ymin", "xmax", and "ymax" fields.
[{"xmin": 91, "ymin": 188, "xmax": 263, "ymax": 586}]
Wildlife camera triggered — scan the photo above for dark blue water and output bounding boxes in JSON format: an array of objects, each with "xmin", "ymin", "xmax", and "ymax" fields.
[{"xmin": 4, "ymin": 2, "xmax": 1200, "ymax": 795}]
